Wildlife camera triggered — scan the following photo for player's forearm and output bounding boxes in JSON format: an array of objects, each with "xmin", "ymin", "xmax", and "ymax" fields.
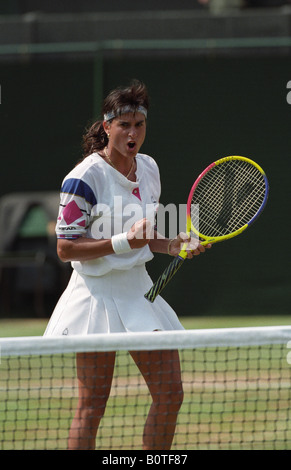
[
  {"xmin": 58, "ymin": 223, "xmax": 161, "ymax": 263},
  {"xmin": 148, "ymin": 231, "xmax": 170, "ymax": 255},
  {"xmin": 57, "ymin": 228, "xmax": 150, "ymax": 263},
  {"xmin": 57, "ymin": 237, "xmax": 114, "ymax": 262}
]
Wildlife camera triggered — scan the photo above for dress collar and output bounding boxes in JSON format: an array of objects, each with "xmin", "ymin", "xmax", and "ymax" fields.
[{"xmin": 92, "ymin": 153, "xmax": 143, "ymax": 189}]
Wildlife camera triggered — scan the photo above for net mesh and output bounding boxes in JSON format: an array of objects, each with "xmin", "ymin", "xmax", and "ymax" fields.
[{"xmin": 1, "ymin": 327, "xmax": 291, "ymax": 450}]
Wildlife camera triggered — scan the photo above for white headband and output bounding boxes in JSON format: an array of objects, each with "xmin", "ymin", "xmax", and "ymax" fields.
[{"xmin": 104, "ymin": 105, "xmax": 148, "ymax": 122}]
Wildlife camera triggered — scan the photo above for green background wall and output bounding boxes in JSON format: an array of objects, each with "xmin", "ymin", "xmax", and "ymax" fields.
[{"xmin": 1, "ymin": 55, "xmax": 290, "ymax": 317}]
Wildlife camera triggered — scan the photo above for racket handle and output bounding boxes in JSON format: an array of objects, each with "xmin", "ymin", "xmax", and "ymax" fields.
[{"xmin": 144, "ymin": 256, "xmax": 185, "ymax": 303}]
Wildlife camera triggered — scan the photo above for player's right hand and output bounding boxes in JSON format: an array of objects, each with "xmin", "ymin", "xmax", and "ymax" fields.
[{"xmin": 127, "ymin": 218, "xmax": 152, "ymax": 249}]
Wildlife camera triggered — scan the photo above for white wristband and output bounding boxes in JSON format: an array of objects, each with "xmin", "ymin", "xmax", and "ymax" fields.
[{"xmin": 111, "ymin": 232, "xmax": 132, "ymax": 255}]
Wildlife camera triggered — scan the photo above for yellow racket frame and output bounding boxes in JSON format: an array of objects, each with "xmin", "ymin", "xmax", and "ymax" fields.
[
  {"xmin": 179, "ymin": 156, "xmax": 267, "ymax": 259},
  {"xmin": 145, "ymin": 155, "xmax": 269, "ymax": 302}
]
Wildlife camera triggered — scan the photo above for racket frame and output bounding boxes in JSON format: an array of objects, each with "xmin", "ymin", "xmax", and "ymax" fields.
[
  {"xmin": 181, "ymin": 155, "xmax": 269, "ymax": 255},
  {"xmin": 145, "ymin": 155, "xmax": 269, "ymax": 302}
]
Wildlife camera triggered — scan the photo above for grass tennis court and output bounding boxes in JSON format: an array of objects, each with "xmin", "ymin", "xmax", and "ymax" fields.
[
  {"xmin": 1, "ymin": 315, "xmax": 291, "ymax": 337},
  {"xmin": 1, "ymin": 316, "xmax": 291, "ymax": 450}
]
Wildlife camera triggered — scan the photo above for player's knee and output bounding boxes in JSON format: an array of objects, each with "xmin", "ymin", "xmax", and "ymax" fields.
[
  {"xmin": 79, "ymin": 404, "xmax": 106, "ymax": 429},
  {"xmin": 79, "ymin": 395, "xmax": 109, "ymax": 422},
  {"xmin": 154, "ymin": 382, "xmax": 184, "ymax": 412},
  {"xmin": 169, "ymin": 382, "xmax": 184, "ymax": 411}
]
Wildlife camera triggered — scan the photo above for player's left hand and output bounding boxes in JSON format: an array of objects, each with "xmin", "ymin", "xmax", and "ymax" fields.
[{"xmin": 169, "ymin": 232, "xmax": 211, "ymax": 259}]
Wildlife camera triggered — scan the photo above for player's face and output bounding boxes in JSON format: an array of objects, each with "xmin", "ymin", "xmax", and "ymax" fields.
[{"xmin": 104, "ymin": 112, "xmax": 146, "ymax": 159}]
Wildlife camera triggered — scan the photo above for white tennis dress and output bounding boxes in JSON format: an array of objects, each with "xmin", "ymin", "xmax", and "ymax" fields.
[{"xmin": 44, "ymin": 153, "xmax": 184, "ymax": 336}]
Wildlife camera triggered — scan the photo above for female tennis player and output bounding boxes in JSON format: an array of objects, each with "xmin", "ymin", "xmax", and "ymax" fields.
[{"xmin": 44, "ymin": 80, "xmax": 210, "ymax": 450}]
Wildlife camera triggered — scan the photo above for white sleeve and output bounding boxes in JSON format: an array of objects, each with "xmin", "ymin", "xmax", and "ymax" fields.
[{"xmin": 55, "ymin": 177, "xmax": 97, "ymax": 240}]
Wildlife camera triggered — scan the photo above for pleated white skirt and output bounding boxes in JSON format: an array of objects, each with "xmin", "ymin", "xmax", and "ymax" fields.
[{"xmin": 44, "ymin": 265, "xmax": 184, "ymax": 336}]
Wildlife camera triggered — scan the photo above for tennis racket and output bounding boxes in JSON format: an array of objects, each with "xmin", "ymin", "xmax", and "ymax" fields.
[{"xmin": 145, "ymin": 155, "xmax": 269, "ymax": 303}]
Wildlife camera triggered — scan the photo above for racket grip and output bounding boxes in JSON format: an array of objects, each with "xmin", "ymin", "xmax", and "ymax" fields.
[{"xmin": 144, "ymin": 256, "xmax": 185, "ymax": 303}]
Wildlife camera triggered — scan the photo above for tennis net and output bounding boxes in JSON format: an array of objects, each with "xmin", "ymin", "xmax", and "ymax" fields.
[{"xmin": 1, "ymin": 326, "xmax": 291, "ymax": 450}]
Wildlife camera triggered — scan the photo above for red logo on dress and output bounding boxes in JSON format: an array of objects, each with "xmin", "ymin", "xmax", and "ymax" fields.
[{"xmin": 132, "ymin": 188, "xmax": 141, "ymax": 200}]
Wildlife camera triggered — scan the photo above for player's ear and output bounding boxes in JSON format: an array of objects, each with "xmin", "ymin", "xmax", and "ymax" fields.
[{"xmin": 103, "ymin": 120, "xmax": 111, "ymax": 136}]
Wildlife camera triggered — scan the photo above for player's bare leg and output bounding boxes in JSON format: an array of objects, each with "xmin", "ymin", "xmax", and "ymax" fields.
[{"xmin": 130, "ymin": 349, "xmax": 183, "ymax": 450}]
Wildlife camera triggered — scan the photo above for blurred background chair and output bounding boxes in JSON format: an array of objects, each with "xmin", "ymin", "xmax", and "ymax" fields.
[{"xmin": 0, "ymin": 192, "xmax": 71, "ymax": 318}]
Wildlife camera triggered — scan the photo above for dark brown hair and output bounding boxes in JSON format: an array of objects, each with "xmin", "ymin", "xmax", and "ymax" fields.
[{"xmin": 82, "ymin": 80, "xmax": 149, "ymax": 159}]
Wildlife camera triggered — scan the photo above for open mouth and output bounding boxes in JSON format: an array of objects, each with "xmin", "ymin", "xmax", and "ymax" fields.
[{"xmin": 127, "ymin": 141, "xmax": 136, "ymax": 150}]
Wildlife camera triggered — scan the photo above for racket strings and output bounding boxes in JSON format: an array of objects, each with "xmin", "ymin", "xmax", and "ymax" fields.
[
  {"xmin": 198, "ymin": 166, "xmax": 265, "ymax": 235},
  {"xmin": 195, "ymin": 178, "xmax": 264, "ymax": 236},
  {"xmin": 191, "ymin": 160, "xmax": 266, "ymax": 238}
]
